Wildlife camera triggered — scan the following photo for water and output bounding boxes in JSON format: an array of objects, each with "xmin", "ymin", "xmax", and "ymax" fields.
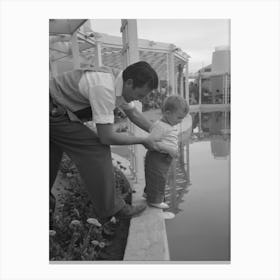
[{"xmin": 165, "ymin": 111, "xmax": 230, "ymax": 261}]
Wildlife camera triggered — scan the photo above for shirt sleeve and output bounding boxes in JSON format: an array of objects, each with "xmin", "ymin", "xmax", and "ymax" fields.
[
  {"xmin": 81, "ymin": 71, "xmax": 115, "ymax": 124},
  {"xmin": 88, "ymin": 85, "xmax": 115, "ymax": 124}
]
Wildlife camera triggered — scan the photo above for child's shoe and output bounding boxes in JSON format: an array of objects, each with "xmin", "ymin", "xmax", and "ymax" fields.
[{"xmin": 148, "ymin": 202, "xmax": 169, "ymax": 209}]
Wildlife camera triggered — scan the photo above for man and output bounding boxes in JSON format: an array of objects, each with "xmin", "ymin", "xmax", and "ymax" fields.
[{"xmin": 50, "ymin": 61, "xmax": 160, "ymax": 223}]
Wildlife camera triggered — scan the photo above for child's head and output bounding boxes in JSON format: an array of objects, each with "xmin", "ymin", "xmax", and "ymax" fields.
[{"xmin": 161, "ymin": 95, "xmax": 189, "ymax": 126}]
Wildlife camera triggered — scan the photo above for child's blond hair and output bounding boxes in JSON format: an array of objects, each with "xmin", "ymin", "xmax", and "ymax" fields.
[{"xmin": 161, "ymin": 95, "xmax": 189, "ymax": 114}]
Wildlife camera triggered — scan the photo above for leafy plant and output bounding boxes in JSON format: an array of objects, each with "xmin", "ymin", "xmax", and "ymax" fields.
[{"xmin": 50, "ymin": 154, "xmax": 132, "ymax": 261}]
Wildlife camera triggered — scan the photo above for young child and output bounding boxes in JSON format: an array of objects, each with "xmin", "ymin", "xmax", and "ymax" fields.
[{"xmin": 144, "ymin": 95, "xmax": 189, "ymax": 209}]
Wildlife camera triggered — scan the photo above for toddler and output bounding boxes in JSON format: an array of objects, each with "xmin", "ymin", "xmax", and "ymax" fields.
[{"xmin": 144, "ymin": 95, "xmax": 189, "ymax": 209}]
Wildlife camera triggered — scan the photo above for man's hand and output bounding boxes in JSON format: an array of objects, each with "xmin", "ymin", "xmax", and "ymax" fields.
[{"xmin": 142, "ymin": 136, "xmax": 161, "ymax": 151}]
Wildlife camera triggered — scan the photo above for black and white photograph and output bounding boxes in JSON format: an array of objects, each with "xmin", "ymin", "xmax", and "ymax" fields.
[
  {"xmin": 49, "ymin": 18, "xmax": 230, "ymax": 262},
  {"xmin": 1, "ymin": 0, "xmax": 279, "ymax": 279}
]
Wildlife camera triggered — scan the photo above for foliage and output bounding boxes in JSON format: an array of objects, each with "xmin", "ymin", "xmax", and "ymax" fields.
[
  {"xmin": 50, "ymin": 154, "xmax": 132, "ymax": 261},
  {"xmin": 141, "ymin": 89, "xmax": 167, "ymax": 112}
]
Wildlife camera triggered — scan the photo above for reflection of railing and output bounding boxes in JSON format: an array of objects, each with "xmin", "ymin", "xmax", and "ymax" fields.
[
  {"xmin": 128, "ymin": 122, "xmax": 137, "ymax": 181},
  {"xmin": 164, "ymin": 109, "xmax": 231, "ymax": 213},
  {"xmin": 165, "ymin": 140, "xmax": 191, "ymax": 214},
  {"xmin": 192, "ymin": 111, "xmax": 230, "ymax": 135},
  {"xmin": 191, "ymin": 111, "xmax": 231, "ymax": 159}
]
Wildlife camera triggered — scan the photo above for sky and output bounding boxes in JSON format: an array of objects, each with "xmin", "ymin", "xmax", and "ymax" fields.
[{"xmin": 90, "ymin": 19, "xmax": 230, "ymax": 73}]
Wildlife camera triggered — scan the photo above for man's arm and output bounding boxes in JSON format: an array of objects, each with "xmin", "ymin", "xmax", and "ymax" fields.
[
  {"xmin": 96, "ymin": 123, "xmax": 159, "ymax": 150},
  {"xmin": 122, "ymin": 106, "xmax": 153, "ymax": 133}
]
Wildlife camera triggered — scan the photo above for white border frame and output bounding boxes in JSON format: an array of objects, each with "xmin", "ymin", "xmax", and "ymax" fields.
[{"xmin": 1, "ymin": 1, "xmax": 279, "ymax": 280}]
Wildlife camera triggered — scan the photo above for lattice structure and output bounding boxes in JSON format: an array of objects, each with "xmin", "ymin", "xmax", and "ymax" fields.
[
  {"xmin": 49, "ymin": 19, "xmax": 191, "ymax": 182},
  {"xmin": 49, "ymin": 20, "xmax": 190, "ymax": 98}
]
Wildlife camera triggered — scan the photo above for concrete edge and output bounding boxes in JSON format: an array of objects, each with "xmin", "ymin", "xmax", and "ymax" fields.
[
  {"xmin": 123, "ymin": 114, "xmax": 192, "ymax": 261},
  {"xmin": 123, "ymin": 179, "xmax": 170, "ymax": 261}
]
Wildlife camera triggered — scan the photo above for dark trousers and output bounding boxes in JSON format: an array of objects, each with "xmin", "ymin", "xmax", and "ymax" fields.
[
  {"xmin": 144, "ymin": 150, "xmax": 172, "ymax": 204},
  {"xmin": 50, "ymin": 109, "xmax": 125, "ymax": 218}
]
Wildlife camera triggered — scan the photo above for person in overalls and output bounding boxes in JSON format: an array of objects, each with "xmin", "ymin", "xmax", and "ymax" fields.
[{"xmin": 49, "ymin": 61, "xmax": 160, "ymax": 224}]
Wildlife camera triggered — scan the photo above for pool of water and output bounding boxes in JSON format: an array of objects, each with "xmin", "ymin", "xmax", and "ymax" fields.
[{"xmin": 165, "ymin": 111, "xmax": 230, "ymax": 261}]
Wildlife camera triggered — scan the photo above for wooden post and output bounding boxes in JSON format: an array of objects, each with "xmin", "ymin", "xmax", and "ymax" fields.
[
  {"xmin": 224, "ymin": 111, "xmax": 227, "ymax": 129},
  {"xmin": 184, "ymin": 61, "xmax": 189, "ymax": 103},
  {"xmin": 166, "ymin": 53, "xmax": 170, "ymax": 94},
  {"xmin": 222, "ymin": 74, "xmax": 227, "ymax": 104},
  {"xmin": 168, "ymin": 45, "xmax": 175, "ymax": 95},
  {"xmin": 225, "ymin": 73, "xmax": 228, "ymax": 104},
  {"xmin": 198, "ymin": 75, "xmax": 202, "ymax": 105},
  {"xmin": 222, "ymin": 74, "xmax": 225, "ymax": 104},
  {"xmin": 121, "ymin": 19, "xmax": 146, "ymax": 182},
  {"xmin": 186, "ymin": 140, "xmax": 191, "ymax": 185},
  {"xmin": 169, "ymin": 159, "xmax": 177, "ymax": 209},
  {"xmin": 94, "ymin": 40, "xmax": 103, "ymax": 67},
  {"xmin": 121, "ymin": 19, "xmax": 139, "ymax": 65},
  {"xmin": 71, "ymin": 31, "xmax": 80, "ymax": 69},
  {"xmin": 199, "ymin": 111, "xmax": 202, "ymax": 133},
  {"xmin": 178, "ymin": 64, "xmax": 184, "ymax": 97}
]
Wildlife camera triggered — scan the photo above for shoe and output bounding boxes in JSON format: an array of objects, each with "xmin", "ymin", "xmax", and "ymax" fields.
[
  {"xmin": 148, "ymin": 202, "xmax": 169, "ymax": 209},
  {"xmin": 115, "ymin": 203, "xmax": 147, "ymax": 219}
]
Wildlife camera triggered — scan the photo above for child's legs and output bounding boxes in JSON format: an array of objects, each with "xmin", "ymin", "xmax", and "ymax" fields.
[{"xmin": 144, "ymin": 151, "xmax": 172, "ymax": 204}]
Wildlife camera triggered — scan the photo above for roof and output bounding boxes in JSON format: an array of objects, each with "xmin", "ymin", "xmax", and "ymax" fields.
[
  {"xmin": 49, "ymin": 20, "xmax": 190, "ymax": 80},
  {"xmin": 49, "ymin": 19, "xmax": 87, "ymax": 35}
]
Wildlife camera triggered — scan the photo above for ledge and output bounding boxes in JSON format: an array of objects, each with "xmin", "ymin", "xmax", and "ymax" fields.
[
  {"xmin": 123, "ymin": 178, "xmax": 170, "ymax": 261},
  {"xmin": 190, "ymin": 104, "xmax": 230, "ymax": 112}
]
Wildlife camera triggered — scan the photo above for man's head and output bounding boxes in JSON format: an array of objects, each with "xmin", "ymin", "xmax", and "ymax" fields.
[
  {"xmin": 122, "ymin": 61, "xmax": 159, "ymax": 102},
  {"xmin": 161, "ymin": 95, "xmax": 189, "ymax": 126}
]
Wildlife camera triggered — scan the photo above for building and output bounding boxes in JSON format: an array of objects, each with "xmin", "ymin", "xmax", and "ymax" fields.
[{"xmin": 189, "ymin": 46, "xmax": 231, "ymax": 105}]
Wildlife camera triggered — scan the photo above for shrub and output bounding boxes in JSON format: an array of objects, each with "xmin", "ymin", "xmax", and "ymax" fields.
[{"xmin": 50, "ymin": 154, "xmax": 132, "ymax": 261}]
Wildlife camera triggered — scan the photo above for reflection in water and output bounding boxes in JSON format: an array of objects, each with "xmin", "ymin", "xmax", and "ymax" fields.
[
  {"xmin": 165, "ymin": 111, "xmax": 230, "ymax": 213},
  {"xmin": 192, "ymin": 111, "xmax": 230, "ymax": 159},
  {"xmin": 211, "ymin": 136, "xmax": 230, "ymax": 158},
  {"xmin": 165, "ymin": 110, "xmax": 230, "ymax": 261},
  {"xmin": 165, "ymin": 141, "xmax": 191, "ymax": 214}
]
